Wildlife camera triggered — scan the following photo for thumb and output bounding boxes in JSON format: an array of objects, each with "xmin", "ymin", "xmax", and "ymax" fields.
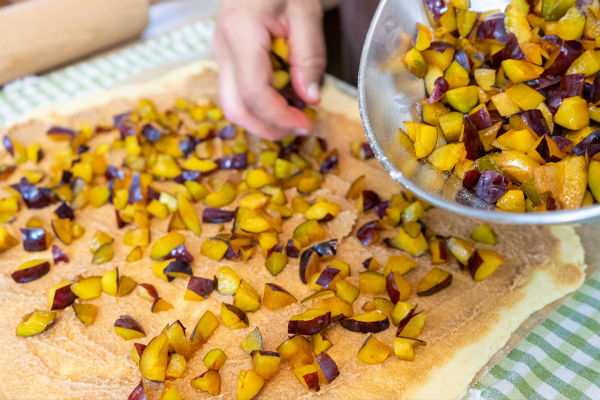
[{"xmin": 286, "ymin": 0, "xmax": 326, "ymax": 104}]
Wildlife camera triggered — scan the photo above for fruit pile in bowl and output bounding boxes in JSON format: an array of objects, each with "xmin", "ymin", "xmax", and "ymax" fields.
[{"xmin": 402, "ymin": 0, "xmax": 600, "ymax": 212}]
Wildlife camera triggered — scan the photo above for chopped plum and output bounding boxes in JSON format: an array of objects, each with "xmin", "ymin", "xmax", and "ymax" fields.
[
  {"xmin": 128, "ymin": 173, "xmax": 143, "ymax": 204},
  {"xmin": 202, "ymin": 207, "xmax": 236, "ymax": 223},
  {"xmin": 52, "ymin": 245, "xmax": 69, "ymax": 264},
  {"xmin": 168, "ymin": 244, "xmax": 195, "ymax": 263},
  {"xmin": 141, "ymin": 123, "xmax": 163, "ymax": 142},
  {"xmin": 311, "ymin": 239, "xmax": 337, "ymax": 258},
  {"xmin": 11, "ymin": 260, "xmax": 50, "ymax": 283},
  {"xmin": 551, "ymin": 135, "xmax": 572, "ymax": 150},
  {"xmin": 424, "ymin": 0, "xmax": 448, "ymax": 21},
  {"xmin": 47, "ymin": 126, "xmax": 75, "ymax": 140},
  {"xmin": 463, "ymin": 116, "xmax": 484, "ymax": 160},
  {"xmin": 541, "ymin": 40, "xmax": 583, "ymax": 80},
  {"xmin": 573, "ymin": 130, "xmax": 600, "ymax": 157},
  {"xmin": 426, "ymin": 77, "xmax": 449, "ymax": 104},
  {"xmin": 217, "ymin": 124, "xmax": 237, "ymax": 139},
  {"xmin": 516, "ymin": 110, "xmax": 550, "ymax": 136},
  {"xmin": 54, "ymin": 202, "xmax": 75, "ymax": 220},
  {"xmin": 12, "ymin": 180, "xmax": 55, "ymax": 209},
  {"xmin": 373, "ymin": 200, "xmax": 390, "ymax": 219},
  {"xmin": 285, "ymin": 239, "xmax": 300, "ymax": 258},
  {"xmin": 3, "ymin": 135, "xmax": 14, "ymax": 155},
  {"xmin": 462, "ymin": 169, "xmax": 481, "ymax": 190},
  {"xmin": 320, "ymin": 150, "xmax": 339, "ymax": 174},
  {"xmin": 357, "ymin": 220, "xmax": 381, "ymax": 246},
  {"xmin": 361, "ymin": 190, "xmax": 381, "ymax": 211},
  {"xmin": 21, "ymin": 228, "xmax": 48, "ymax": 252},
  {"xmin": 477, "ymin": 13, "xmax": 509, "ymax": 43},
  {"xmin": 491, "ymin": 34, "xmax": 526, "ymax": 67},
  {"xmin": 217, "ymin": 153, "xmax": 248, "ymax": 170},
  {"xmin": 475, "ymin": 170, "xmax": 509, "ymax": 203}
]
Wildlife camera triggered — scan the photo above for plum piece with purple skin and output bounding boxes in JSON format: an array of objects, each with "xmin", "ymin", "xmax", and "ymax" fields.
[
  {"xmin": 340, "ymin": 312, "xmax": 390, "ymax": 333},
  {"xmin": 424, "ymin": 0, "xmax": 448, "ymax": 21},
  {"xmin": 468, "ymin": 106, "xmax": 493, "ymax": 130},
  {"xmin": 21, "ymin": 228, "xmax": 48, "ymax": 252},
  {"xmin": 587, "ymin": 72, "xmax": 600, "ymax": 103},
  {"xmin": 573, "ymin": 130, "xmax": 600, "ymax": 157},
  {"xmin": 278, "ymin": 136, "xmax": 305, "ymax": 157},
  {"xmin": 374, "ymin": 200, "xmax": 390, "ymax": 219},
  {"xmin": 311, "ymin": 239, "xmax": 337, "ymax": 258},
  {"xmin": 288, "ymin": 311, "xmax": 331, "ymax": 335},
  {"xmin": 491, "ymin": 34, "xmax": 526, "ymax": 67},
  {"xmin": 357, "ymin": 220, "xmax": 380, "ymax": 246},
  {"xmin": 46, "ymin": 126, "xmax": 75, "ymax": 140},
  {"xmin": 127, "ymin": 380, "xmax": 147, "ymax": 400},
  {"xmin": 516, "ymin": 110, "xmax": 551, "ymax": 136},
  {"xmin": 316, "ymin": 352, "xmax": 339, "ymax": 383},
  {"xmin": 320, "ymin": 150, "xmax": 339, "ymax": 174},
  {"xmin": 547, "ymin": 74, "xmax": 585, "ymax": 114},
  {"xmin": 539, "ymin": 40, "xmax": 583, "ymax": 83},
  {"xmin": 551, "ymin": 135, "xmax": 572, "ymax": 150},
  {"xmin": 475, "ymin": 170, "xmax": 509, "ymax": 203},
  {"xmin": 478, "ymin": 13, "xmax": 508, "ymax": 43},
  {"xmin": 454, "ymin": 50, "xmax": 471, "ymax": 72},
  {"xmin": 285, "ymin": 239, "xmax": 300, "ymax": 258},
  {"xmin": 541, "ymin": 34, "xmax": 562, "ymax": 50},
  {"xmin": 168, "ymin": 244, "xmax": 195, "ymax": 263},
  {"xmin": 115, "ymin": 210, "xmax": 128, "ymax": 229},
  {"xmin": 362, "ymin": 190, "xmax": 381, "ymax": 211},
  {"xmin": 11, "ymin": 261, "xmax": 50, "ymax": 283},
  {"xmin": 217, "ymin": 153, "xmax": 248, "ymax": 170},
  {"xmin": 179, "ymin": 135, "xmax": 196, "ymax": 157},
  {"xmin": 187, "ymin": 276, "xmax": 216, "ymax": 299},
  {"xmin": 128, "ymin": 173, "xmax": 143, "ymax": 204},
  {"xmin": 105, "ymin": 165, "xmax": 124, "ymax": 181},
  {"xmin": 428, "ymin": 41, "xmax": 454, "ymax": 54},
  {"xmin": 50, "ymin": 285, "xmax": 76, "ymax": 310},
  {"xmin": 146, "ymin": 185, "xmax": 160, "ymax": 201},
  {"xmin": 561, "ymin": 74, "xmax": 585, "ymax": 97},
  {"xmin": 299, "ymin": 248, "xmax": 319, "ymax": 284},
  {"xmin": 202, "ymin": 207, "xmax": 236, "ymax": 223},
  {"xmin": 217, "ymin": 124, "xmax": 236, "ymax": 140},
  {"xmin": 315, "ymin": 268, "xmax": 341, "ymax": 289},
  {"xmin": 52, "ymin": 245, "xmax": 69, "ymax": 264},
  {"xmin": 3, "ymin": 135, "xmax": 14, "ymax": 155},
  {"xmin": 141, "ymin": 123, "xmax": 163, "ymax": 142},
  {"xmin": 12, "ymin": 179, "xmax": 55, "ymax": 209},
  {"xmin": 54, "ymin": 202, "xmax": 75, "ymax": 220},
  {"xmin": 175, "ymin": 169, "xmax": 202, "ymax": 183},
  {"xmin": 463, "ymin": 116, "xmax": 484, "ymax": 160},
  {"xmin": 163, "ymin": 259, "xmax": 193, "ymax": 278},
  {"xmin": 426, "ymin": 77, "xmax": 449, "ymax": 104}
]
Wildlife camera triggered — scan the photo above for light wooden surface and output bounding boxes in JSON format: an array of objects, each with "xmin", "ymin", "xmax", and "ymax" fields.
[{"xmin": 0, "ymin": 0, "xmax": 149, "ymax": 84}]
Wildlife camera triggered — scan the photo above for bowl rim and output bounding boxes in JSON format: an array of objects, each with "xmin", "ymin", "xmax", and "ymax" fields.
[{"xmin": 357, "ymin": 0, "xmax": 600, "ymax": 225}]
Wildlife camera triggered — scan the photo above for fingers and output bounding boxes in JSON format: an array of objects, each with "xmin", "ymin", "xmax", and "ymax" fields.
[
  {"xmin": 214, "ymin": 27, "xmax": 288, "ymax": 139},
  {"xmin": 286, "ymin": 0, "xmax": 326, "ymax": 105},
  {"xmin": 214, "ymin": 5, "xmax": 311, "ymax": 139},
  {"xmin": 225, "ymin": 16, "xmax": 312, "ymax": 135},
  {"xmin": 214, "ymin": 52, "xmax": 281, "ymax": 138}
]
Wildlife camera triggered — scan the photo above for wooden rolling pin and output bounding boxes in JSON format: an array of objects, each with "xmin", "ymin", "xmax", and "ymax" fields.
[{"xmin": 0, "ymin": 0, "xmax": 165, "ymax": 85}]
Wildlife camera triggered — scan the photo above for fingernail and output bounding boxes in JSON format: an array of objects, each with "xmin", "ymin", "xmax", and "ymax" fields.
[
  {"xmin": 294, "ymin": 128, "xmax": 309, "ymax": 135},
  {"xmin": 307, "ymin": 83, "xmax": 320, "ymax": 101}
]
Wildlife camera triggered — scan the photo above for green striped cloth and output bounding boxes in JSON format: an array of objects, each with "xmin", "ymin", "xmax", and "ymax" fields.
[{"xmin": 1, "ymin": 19, "xmax": 598, "ymax": 400}]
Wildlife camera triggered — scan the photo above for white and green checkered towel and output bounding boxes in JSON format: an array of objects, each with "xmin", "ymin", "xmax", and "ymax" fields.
[{"xmin": 1, "ymin": 18, "xmax": 598, "ymax": 400}]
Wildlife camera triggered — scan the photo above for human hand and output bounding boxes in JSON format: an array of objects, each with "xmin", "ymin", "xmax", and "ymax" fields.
[{"xmin": 213, "ymin": 0, "xmax": 326, "ymax": 139}]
